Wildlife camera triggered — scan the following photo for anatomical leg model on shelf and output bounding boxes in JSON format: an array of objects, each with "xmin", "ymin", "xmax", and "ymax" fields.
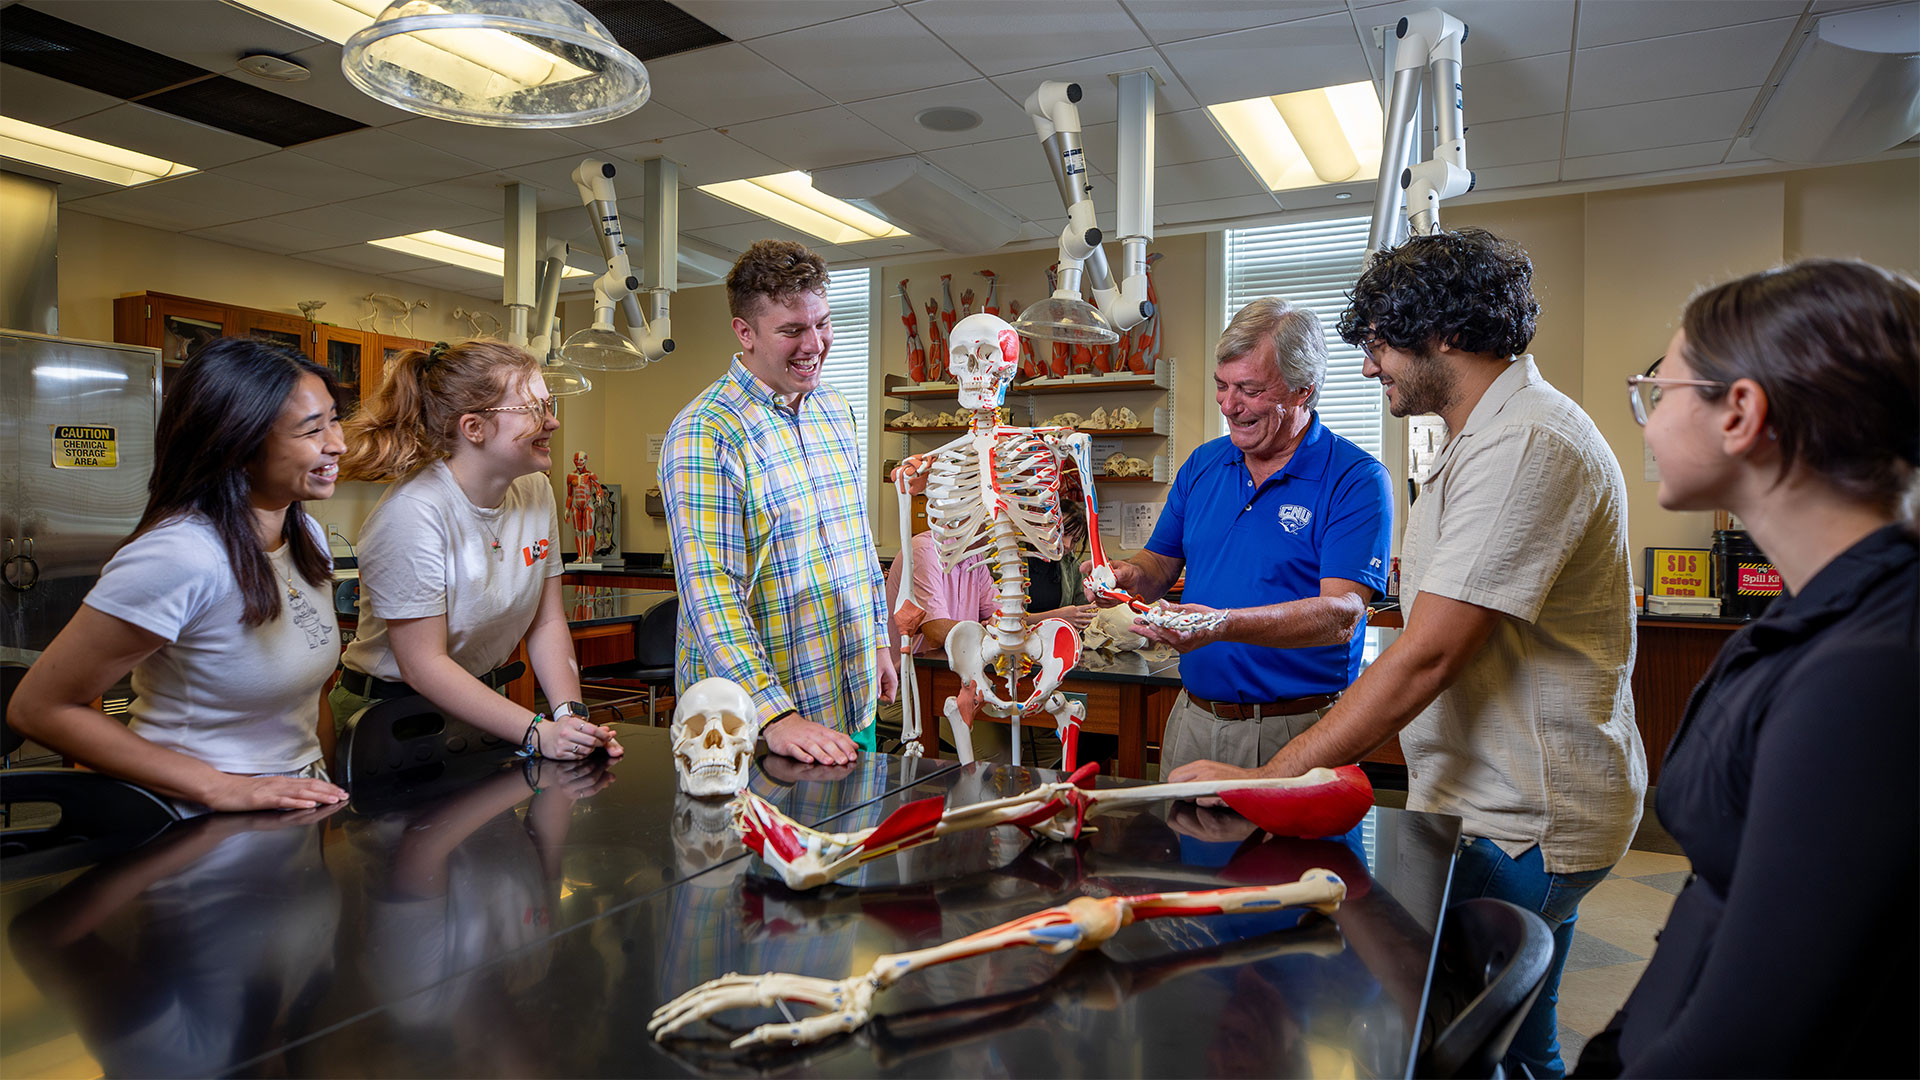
[
  {"xmin": 890, "ymin": 312, "xmax": 1119, "ymax": 769},
  {"xmin": 733, "ymin": 760, "xmax": 1374, "ymax": 891},
  {"xmin": 649, "ymin": 869, "xmax": 1347, "ymax": 1049}
]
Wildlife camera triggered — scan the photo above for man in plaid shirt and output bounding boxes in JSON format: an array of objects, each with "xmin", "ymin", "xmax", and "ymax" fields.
[{"xmin": 661, "ymin": 240, "xmax": 897, "ymax": 764}]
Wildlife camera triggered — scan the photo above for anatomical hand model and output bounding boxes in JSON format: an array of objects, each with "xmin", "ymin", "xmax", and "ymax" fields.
[
  {"xmin": 649, "ymin": 870, "xmax": 1348, "ymax": 1049},
  {"xmin": 733, "ymin": 761, "xmax": 1373, "ymax": 891},
  {"xmin": 889, "ymin": 312, "xmax": 1127, "ymax": 769}
]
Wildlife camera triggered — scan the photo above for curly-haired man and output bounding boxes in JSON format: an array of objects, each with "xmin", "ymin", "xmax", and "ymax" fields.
[
  {"xmin": 1171, "ymin": 228, "xmax": 1646, "ymax": 1079},
  {"xmin": 660, "ymin": 240, "xmax": 896, "ymax": 766}
]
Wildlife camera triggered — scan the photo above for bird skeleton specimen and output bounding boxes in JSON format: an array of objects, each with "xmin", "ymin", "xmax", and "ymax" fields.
[
  {"xmin": 733, "ymin": 761, "xmax": 1373, "ymax": 891},
  {"xmin": 649, "ymin": 870, "xmax": 1348, "ymax": 1050}
]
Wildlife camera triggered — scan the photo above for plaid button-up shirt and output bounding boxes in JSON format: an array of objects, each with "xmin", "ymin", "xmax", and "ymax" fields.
[{"xmin": 661, "ymin": 358, "xmax": 887, "ymax": 743}]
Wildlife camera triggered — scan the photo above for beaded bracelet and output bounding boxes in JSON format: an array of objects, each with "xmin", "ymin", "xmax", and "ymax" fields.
[{"xmin": 521, "ymin": 713, "xmax": 549, "ymax": 758}]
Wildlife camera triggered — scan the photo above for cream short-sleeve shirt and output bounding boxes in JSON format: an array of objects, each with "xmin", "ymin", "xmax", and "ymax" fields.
[{"xmin": 1400, "ymin": 356, "xmax": 1647, "ymax": 873}]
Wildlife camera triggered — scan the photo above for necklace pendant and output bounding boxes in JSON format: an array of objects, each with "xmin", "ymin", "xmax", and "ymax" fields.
[{"xmin": 491, "ymin": 539, "xmax": 502, "ymax": 554}]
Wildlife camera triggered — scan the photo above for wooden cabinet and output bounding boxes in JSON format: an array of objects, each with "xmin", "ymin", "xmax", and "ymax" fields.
[
  {"xmin": 367, "ymin": 334, "xmax": 428, "ymax": 405},
  {"xmin": 115, "ymin": 291, "xmax": 320, "ymax": 395},
  {"xmin": 226, "ymin": 307, "xmax": 308, "ymax": 355},
  {"xmin": 314, "ymin": 325, "xmax": 367, "ymax": 414}
]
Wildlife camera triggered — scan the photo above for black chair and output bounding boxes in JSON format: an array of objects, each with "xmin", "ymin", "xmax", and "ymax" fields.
[
  {"xmin": 339, "ymin": 694, "xmax": 519, "ymax": 787},
  {"xmin": 581, "ymin": 594, "xmax": 679, "ymax": 725},
  {"xmin": 1418, "ymin": 897, "xmax": 1555, "ymax": 1079},
  {"xmin": 0, "ymin": 768, "xmax": 182, "ymax": 878}
]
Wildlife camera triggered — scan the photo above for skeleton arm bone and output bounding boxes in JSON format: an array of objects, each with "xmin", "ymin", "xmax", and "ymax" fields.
[{"xmin": 649, "ymin": 872, "xmax": 1347, "ymax": 1048}]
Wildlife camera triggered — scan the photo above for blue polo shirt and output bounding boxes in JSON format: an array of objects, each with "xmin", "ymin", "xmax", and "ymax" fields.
[{"xmin": 1146, "ymin": 414, "xmax": 1392, "ymax": 702}]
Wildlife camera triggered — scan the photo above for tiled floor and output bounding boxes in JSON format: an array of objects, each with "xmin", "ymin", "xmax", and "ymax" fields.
[{"xmin": 1556, "ymin": 848, "xmax": 1689, "ymax": 1069}]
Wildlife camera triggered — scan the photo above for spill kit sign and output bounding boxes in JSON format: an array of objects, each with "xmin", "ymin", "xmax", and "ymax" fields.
[{"xmin": 51, "ymin": 425, "xmax": 118, "ymax": 468}]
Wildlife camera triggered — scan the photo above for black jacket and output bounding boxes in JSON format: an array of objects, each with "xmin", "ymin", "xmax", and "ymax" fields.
[{"xmin": 1581, "ymin": 523, "xmax": 1918, "ymax": 1078}]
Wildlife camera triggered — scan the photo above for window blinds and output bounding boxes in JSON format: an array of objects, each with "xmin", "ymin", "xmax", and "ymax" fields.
[
  {"xmin": 1223, "ymin": 217, "xmax": 1382, "ymax": 461},
  {"xmin": 823, "ymin": 266, "xmax": 872, "ymax": 468}
]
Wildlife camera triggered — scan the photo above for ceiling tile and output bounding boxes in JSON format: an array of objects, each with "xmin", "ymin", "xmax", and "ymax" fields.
[
  {"xmin": 676, "ymin": 189, "xmax": 764, "ymax": 231},
  {"xmin": 723, "ymin": 107, "xmax": 912, "ymax": 170},
  {"xmin": 990, "ymin": 49, "xmax": 1199, "ymax": 125},
  {"xmin": 644, "ymin": 43, "xmax": 831, "ymax": 127},
  {"xmin": 1155, "ymin": 155, "xmax": 1266, "ymax": 203},
  {"xmin": 415, "ymin": 173, "xmax": 533, "ymax": 214},
  {"xmin": 296, "ymin": 244, "xmax": 436, "ymax": 276},
  {"xmin": 1560, "ymin": 139, "xmax": 1729, "ymax": 181},
  {"xmin": 255, "ymin": 205, "xmax": 413, "ymax": 243},
  {"xmin": 688, "ymin": 218, "xmax": 827, "ymax": 253},
  {"xmin": 134, "ymin": 170, "xmax": 318, "ymax": 216},
  {"xmin": 1576, "ymin": 0, "xmax": 1807, "ymax": 49},
  {"xmin": 1467, "ymin": 160, "xmax": 1561, "ymax": 191},
  {"xmin": 1356, "ymin": 0, "xmax": 1576, "ymax": 64},
  {"xmin": 0, "ymin": 65, "xmax": 120, "ymax": 127},
  {"xmin": 500, "ymin": 153, "xmax": 652, "ymax": 206},
  {"xmin": 1462, "ymin": 52, "xmax": 1571, "ymax": 124},
  {"xmin": 213, "ymin": 150, "xmax": 401, "ymax": 203},
  {"xmin": 280, "ymin": 43, "xmax": 420, "ymax": 128},
  {"xmin": 746, "ymin": 7, "xmax": 976, "ymax": 102},
  {"xmin": 389, "ymin": 264, "xmax": 501, "ymax": 296},
  {"xmin": 670, "ymin": 0, "xmax": 893, "ymax": 40},
  {"xmin": 1468, "ymin": 113, "xmax": 1566, "ymax": 168},
  {"xmin": 1157, "ymin": 13, "xmax": 1372, "ymax": 104},
  {"xmin": 382, "ymin": 119, "xmax": 592, "ymax": 170},
  {"xmin": 1082, "ymin": 106, "xmax": 1233, "ymax": 171},
  {"xmin": 844, "ymin": 80, "xmax": 1030, "ymax": 152},
  {"xmin": 61, "ymin": 186, "xmax": 243, "ymax": 232},
  {"xmin": 187, "ymin": 217, "xmax": 343, "ymax": 254},
  {"xmin": 289, "ymin": 128, "xmax": 485, "ymax": 186},
  {"xmin": 985, "ymin": 179, "xmax": 1078, "ymax": 223},
  {"xmin": 1570, "ymin": 18, "xmax": 1797, "ymax": 111},
  {"xmin": 614, "ymin": 129, "xmax": 788, "ymax": 187},
  {"xmin": 334, "ymin": 188, "xmax": 497, "ymax": 232},
  {"xmin": 834, "ymin": 234, "xmax": 947, "ymax": 261},
  {"xmin": 908, "ymin": 0, "xmax": 1151, "ymax": 77},
  {"xmin": 925, "ymin": 132, "xmax": 1063, "ymax": 190},
  {"xmin": 1155, "ymin": 191, "xmax": 1282, "ymax": 226},
  {"xmin": 40, "ymin": 0, "xmax": 319, "ymax": 75},
  {"xmin": 565, "ymin": 100, "xmax": 706, "ymax": 148},
  {"xmin": 59, "ymin": 103, "xmax": 277, "ymax": 169},
  {"xmin": 1722, "ymin": 137, "xmax": 1773, "ymax": 164},
  {"xmin": 1565, "ymin": 88, "xmax": 1757, "ymax": 158},
  {"xmin": 1121, "ymin": 1, "xmax": 1347, "ymax": 46}
]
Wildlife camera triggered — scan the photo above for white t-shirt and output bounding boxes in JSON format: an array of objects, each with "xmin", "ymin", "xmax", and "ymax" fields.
[
  {"xmin": 83, "ymin": 513, "xmax": 336, "ymax": 775},
  {"xmin": 342, "ymin": 460, "xmax": 562, "ymax": 682}
]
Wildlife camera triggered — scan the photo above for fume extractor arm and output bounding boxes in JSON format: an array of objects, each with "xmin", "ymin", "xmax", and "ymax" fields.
[
  {"xmin": 1367, "ymin": 7, "xmax": 1473, "ymax": 254},
  {"xmin": 571, "ymin": 157, "xmax": 675, "ymax": 363}
]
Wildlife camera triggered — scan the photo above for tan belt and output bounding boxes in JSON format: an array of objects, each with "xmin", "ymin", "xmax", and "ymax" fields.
[{"xmin": 1186, "ymin": 692, "xmax": 1339, "ymax": 720}]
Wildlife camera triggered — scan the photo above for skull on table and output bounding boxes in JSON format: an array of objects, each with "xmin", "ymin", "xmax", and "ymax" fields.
[{"xmin": 670, "ymin": 677, "xmax": 756, "ymax": 797}]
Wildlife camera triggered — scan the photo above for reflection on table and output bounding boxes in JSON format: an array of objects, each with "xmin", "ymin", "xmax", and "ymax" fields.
[{"xmin": 1, "ymin": 728, "xmax": 1461, "ymax": 1079}]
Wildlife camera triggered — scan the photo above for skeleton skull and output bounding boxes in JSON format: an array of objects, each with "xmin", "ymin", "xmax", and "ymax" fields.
[
  {"xmin": 947, "ymin": 313, "xmax": 1019, "ymax": 410},
  {"xmin": 670, "ymin": 677, "xmax": 756, "ymax": 797}
]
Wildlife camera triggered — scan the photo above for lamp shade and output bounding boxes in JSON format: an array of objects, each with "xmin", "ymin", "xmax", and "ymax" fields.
[
  {"xmin": 1012, "ymin": 295, "xmax": 1120, "ymax": 346},
  {"xmin": 343, "ymin": 0, "xmax": 649, "ymax": 128},
  {"xmin": 541, "ymin": 356, "xmax": 593, "ymax": 396},
  {"xmin": 562, "ymin": 326, "xmax": 647, "ymax": 371}
]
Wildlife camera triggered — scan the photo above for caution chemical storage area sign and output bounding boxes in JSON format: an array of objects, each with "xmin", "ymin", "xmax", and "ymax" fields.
[{"xmin": 50, "ymin": 425, "xmax": 118, "ymax": 468}]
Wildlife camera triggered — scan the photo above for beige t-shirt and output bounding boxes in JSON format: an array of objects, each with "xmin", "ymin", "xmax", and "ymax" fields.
[{"xmin": 1400, "ymin": 356, "xmax": 1647, "ymax": 873}]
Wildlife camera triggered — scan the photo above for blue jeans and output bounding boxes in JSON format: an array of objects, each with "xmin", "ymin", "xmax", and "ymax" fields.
[{"xmin": 1450, "ymin": 837, "xmax": 1612, "ymax": 1079}]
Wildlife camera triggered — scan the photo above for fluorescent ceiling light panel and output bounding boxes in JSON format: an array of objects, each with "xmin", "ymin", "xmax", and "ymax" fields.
[
  {"xmin": 699, "ymin": 172, "xmax": 909, "ymax": 245},
  {"xmin": 0, "ymin": 116, "xmax": 196, "ymax": 186},
  {"xmin": 232, "ymin": 0, "xmax": 590, "ymax": 101},
  {"xmin": 1208, "ymin": 81, "xmax": 1383, "ymax": 192},
  {"xmin": 369, "ymin": 230, "xmax": 592, "ymax": 279}
]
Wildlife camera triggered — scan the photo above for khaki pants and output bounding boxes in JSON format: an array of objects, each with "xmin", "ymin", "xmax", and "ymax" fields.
[
  {"xmin": 873, "ymin": 696, "xmax": 1060, "ymax": 766},
  {"xmin": 1157, "ymin": 690, "xmax": 1332, "ymax": 779}
]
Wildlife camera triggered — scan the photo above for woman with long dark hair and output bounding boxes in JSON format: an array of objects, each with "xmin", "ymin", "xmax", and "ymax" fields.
[
  {"xmin": 1578, "ymin": 259, "xmax": 1918, "ymax": 1076},
  {"xmin": 9, "ymin": 338, "xmax": 350, "ymax": 812},
  {"xmin": 328, "ymin": 340, "xmax": 620, "ymax": 761}
]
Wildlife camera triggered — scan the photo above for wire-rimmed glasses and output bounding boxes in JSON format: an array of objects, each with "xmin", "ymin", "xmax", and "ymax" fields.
[
  {"xmin": 1626, "ymin": 359, "xmax": 1726, "ymax": 426},
  {"xmin": 479, "ymin": 397, "xmax": 559, "ymax": 421}
]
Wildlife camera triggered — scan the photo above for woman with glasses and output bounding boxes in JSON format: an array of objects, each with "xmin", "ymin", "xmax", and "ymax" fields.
[
  {"xmin": 1579, "ymin": 259, "xmax": 1917, "ymax": 1077},
  {"xmin": 331, "ymin": 340, "xmax": 621, "ymax": 763}
]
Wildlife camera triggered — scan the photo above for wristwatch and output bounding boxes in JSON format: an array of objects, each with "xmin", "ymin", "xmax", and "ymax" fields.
[{"xmin": 553, "ymin": 700, "xmax": 589, "ymax": 722}]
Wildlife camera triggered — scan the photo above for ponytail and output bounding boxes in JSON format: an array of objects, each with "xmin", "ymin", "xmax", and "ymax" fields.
[{"xmin": 340, "ymin": 339, "xmax": 537, "ymax": 482}]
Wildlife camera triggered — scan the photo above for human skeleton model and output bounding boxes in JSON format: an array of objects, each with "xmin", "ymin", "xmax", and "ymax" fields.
[
  {"xmin": 733, "ymin": 760, "xmax": 1373, "ymax": 891},
  {"xmin": 566, "ymin": 451, "xmax": 604, "ymax": 568},
  {"xmin": 649, "ymin": 870, "xmax": 1347, "ymax": 1049}
]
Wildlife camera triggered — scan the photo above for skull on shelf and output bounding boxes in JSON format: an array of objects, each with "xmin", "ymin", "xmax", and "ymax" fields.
[
  {"xmin": 670, "ymin": 677, "xmax": 756, "ymax": 797},
  {"xmin": 947, "ymin": 313, "xmax": 1020, "ymax": 411}
]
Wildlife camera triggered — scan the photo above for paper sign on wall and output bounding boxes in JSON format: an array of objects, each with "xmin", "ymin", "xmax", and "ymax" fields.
[
  {"xmin": 51, "ymin": 425, "xmax": 117, "ymax": 468},
  {"xmin": 1120, "ymin": 502, "xmax": 1161, "ymax": 549},
  {"xmin": 647, "ymin": 433, "xmax": 666, "ymax": 462}
]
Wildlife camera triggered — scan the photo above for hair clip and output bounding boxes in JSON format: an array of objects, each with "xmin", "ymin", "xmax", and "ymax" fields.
[{"xmin": 426, "ymin": 341, "xmax": 450, "ymax": 367}]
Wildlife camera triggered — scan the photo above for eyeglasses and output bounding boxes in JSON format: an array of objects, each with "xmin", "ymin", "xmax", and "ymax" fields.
[
  {"xmin": 479, "ymin": 398, "xmax": 558, "ymax": 421},
  {"xmin": 1626, "ymin": 359, "xmax": 1726, "ymax": 426}
]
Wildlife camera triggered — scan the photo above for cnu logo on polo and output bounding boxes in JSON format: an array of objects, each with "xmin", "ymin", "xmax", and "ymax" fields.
[{"xmin": 1278, "ymin": 504, "xmax": 1312, "ymax": 534}]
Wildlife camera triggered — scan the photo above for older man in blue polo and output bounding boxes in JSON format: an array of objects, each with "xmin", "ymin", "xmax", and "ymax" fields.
[{"xmin": 1091, "ymin": 297, "xmax": 1391, "ymax": 776}]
